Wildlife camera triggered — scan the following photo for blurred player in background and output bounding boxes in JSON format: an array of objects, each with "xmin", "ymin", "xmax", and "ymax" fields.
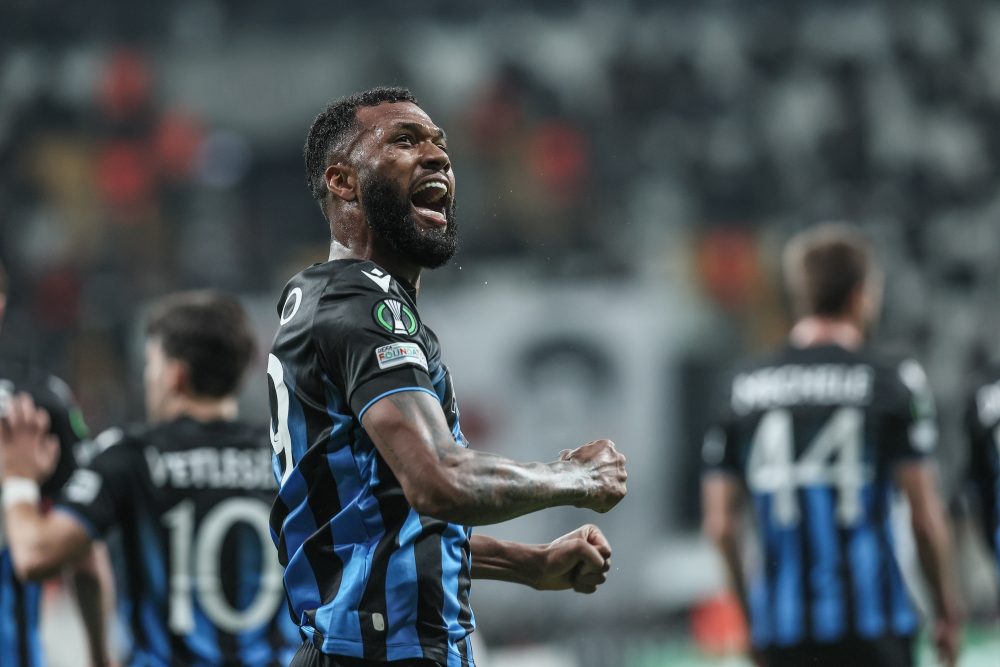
[
  {"xmin": 268, "ymin": 87, "xmax": 626, "ymax": 666},
  {"xmin": 0, "ymin": 290, "xmax": 299, "ymax": 666},
  {"xmin": 963, "ymin": 356, "xmax": 1000, "ymax": 604},
  {"xmin": 701, "ymin": 225, "xmax": 961, "ymax": 667},
  {"xmin": 0, "ymin": 261, "xmax": 112, "ymax": 667}
]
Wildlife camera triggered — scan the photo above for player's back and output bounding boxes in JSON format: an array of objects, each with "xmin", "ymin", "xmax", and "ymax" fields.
[
  {"xmin": 964, "ymin": 363, "xmax": 1000, "ymax": 579},
  {"xmin": 705, "ymin": 343, "xmax": 936, "ymax": 649},
  {"xmin": 57, "ymin": 417, "xmax": 298, "ymax": 667},
  {"xmin": 0, "ymin": 358, "xmax": 86, "ymax": 667}
]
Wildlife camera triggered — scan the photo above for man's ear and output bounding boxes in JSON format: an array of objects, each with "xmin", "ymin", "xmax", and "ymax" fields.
[
  {"xmin": 325, "ymin": 163, "xmax": 358, "ymax": 202},
  {"xmin": 166, "ymin": 358, "xmax": 191, "ymax": 396}
]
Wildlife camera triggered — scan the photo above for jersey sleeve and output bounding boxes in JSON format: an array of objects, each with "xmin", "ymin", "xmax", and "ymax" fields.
[
  {"xmin": 883, "ymin": 359, "xmax": 939, "ymax": 463},
  {"xmin": 53, "ymin": 429, "xmax": 134, "ymax": 539},
  {"xmin": 313, "ymin": 281, "xmax": 436, "ymax": 419},
  {"xmin": 702, "ymin": 375, "xmax": 742, "ymax": 477}
]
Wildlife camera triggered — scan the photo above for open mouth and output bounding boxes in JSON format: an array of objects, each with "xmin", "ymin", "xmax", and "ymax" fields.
[{"xmin": 410, "ymin": 179, "xmax": 449, "ymax": 226}]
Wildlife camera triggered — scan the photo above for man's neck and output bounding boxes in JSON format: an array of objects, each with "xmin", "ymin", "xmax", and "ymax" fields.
[
  {"xmin": 789, "ymin": 316, "xmax": 865, "ymax": 350},
  {"xmin": 155, "ymin": 396, "xmax": 238, "ymax": 424},
  {"xmin": 329, "ymin": 240, "xmax": 422, "ymax": 291}
]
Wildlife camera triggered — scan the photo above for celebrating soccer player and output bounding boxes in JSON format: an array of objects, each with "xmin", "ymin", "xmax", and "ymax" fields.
[
  {"xmin": 267, "ymin": 87, "xmax": 627, "ymax": 667},
  {"xmin": 701, "ymin": 225, "xmax": 961, "ymax": 667},
  {"xmin": 0, "ymin": 291, "xmax": 299, "ymax": 665},
  {"xmin": 0, "ymin": 261, "xmax": 113, "ymax": 667}
]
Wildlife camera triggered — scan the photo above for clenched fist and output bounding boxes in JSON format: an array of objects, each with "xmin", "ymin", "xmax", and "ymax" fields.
[{"xmin": 560, "ymin": 438, "xmax": 627, "ymax": 513}]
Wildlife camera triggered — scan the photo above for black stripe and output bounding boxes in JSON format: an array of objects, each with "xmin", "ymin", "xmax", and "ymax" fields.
[
  {"xmin": 358, "ymin": 457, "xmax": 411, "ymax": 661},
  {"xmin": 838, "ymin": 525, "xmax": 857, "ymax": 637},
  {"xmin": 271, "ymin": 494, "xmax": 292, "ymax": 566},
  {"xmin": 13, "ymin": 572, "xmax": 29, "ymax": 667},
  {"xmin": 414, "ymin": 515, "xmax": 448, "ymax": 658},
  {"xmin": 454, "ymin": 531, "xmax": 475, "ymax": 644},
  {"xmin": 299, "ymin": 441, "xmax": 346, "ymax": 606}
]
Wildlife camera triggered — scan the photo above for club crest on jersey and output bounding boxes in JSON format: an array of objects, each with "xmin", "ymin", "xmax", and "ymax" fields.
[
  {"xmin": 375, "ymin": 342, "xmax": 428, "ymax": 371},
  {"xmin": 372, "ymin": 299, "xmax": 419, "ymax": 336}
]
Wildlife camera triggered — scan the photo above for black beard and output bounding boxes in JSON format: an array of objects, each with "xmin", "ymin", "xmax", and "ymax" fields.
[{"xmin": 360, "ymin": 170, "xmax": 458, "ymax": 269}]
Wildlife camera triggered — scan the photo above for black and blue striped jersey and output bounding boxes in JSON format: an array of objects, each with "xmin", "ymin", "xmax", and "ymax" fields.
[
  {"xmin": 964, "ymin": 365, "xmax": 1000, "ymax": 583},
  {"xmin": 0, "ymin": 358, "xmax": 87, "ymax": 667},
  {"xmin": 54, "ymin": 417, "xmax": 299, "ymax": 667},
  {"xmin": 703, "ymin": 343, "xmax": 937, "ymax": 649},
  {"xmin": 268, "ymin": 259, "xmax": 475, "ymax": 666}
]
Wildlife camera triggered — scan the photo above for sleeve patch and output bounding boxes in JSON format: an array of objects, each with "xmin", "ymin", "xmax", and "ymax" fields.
[
  {"xmin": 375, "ymin": 342, "xmax": 428, "ymax": 371},
  {"xmin": 62, "ymin": 469, "xmax": 103, "ymax": 505}
]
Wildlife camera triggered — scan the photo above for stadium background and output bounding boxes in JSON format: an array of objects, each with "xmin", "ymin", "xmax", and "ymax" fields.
[{"xmin": 2, "ymin": 1, "xmax": 999, "ymax": 665}]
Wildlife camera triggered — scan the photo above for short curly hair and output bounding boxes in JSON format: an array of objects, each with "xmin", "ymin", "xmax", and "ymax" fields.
[{"xmin": 303, "ymin": 86, "xmax": 419, "ymax": 210}]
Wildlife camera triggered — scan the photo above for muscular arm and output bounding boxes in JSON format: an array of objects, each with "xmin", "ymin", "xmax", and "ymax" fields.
[
  {"xmin": 4, "ymin": 502, "xmax": 93, "ymax": 580},
  {"xmin": 702, "ymin": 473, "xmax": 750, "ymax": 620},
  {"xmin": 895, "ymin": 462, "xmax": 960, "ymax": 623},
  {"xmin": 471, "ymin": 526, "xmax": 612, "ymax": 594},
  {"xmin": 362, "ymin": 390, "xmax": 626, "ymax": 525}
]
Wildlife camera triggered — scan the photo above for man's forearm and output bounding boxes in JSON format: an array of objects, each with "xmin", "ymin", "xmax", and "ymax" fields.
[
  {"xmin": 366, "ymin": 391, "xmax": 622, "ymax": 525},
  {"xmin": 71, "ymin": 544, "xmax": 114, "ymax": 667},
  {"xmin": 913, "ymin": 510, "xmax": 959, "ymax": 621},
  {"xmin": 426, "ymin": 449, "xmax": 591, "ymax": 525},
  {"xmin": 469, "ymin": 534, "xmax": 544, "ymax": 586},
  {"xmin": 4, "ymin": 503, "xmax": 90, "ymax": 580}
]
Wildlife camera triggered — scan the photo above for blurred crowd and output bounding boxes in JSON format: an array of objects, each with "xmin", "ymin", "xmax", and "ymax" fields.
[{"xmin": 2, "ymin": 1, "xmax": 999, "ymax": 447}]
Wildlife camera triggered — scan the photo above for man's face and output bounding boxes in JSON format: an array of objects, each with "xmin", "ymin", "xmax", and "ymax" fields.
[{"xmin": 353, "ymin": 102, "xmax": 458, "ymax": 269}]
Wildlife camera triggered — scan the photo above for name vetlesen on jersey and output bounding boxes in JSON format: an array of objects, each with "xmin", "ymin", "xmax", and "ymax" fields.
[
  {"xmin": 146, "ymin": 447, "xmax": 277, "ymax": 490},
  {"xmin": 732, "ymin": 364, "xmax": 874, "ymax": 415},
  {"xmin": 376, "ymin": 342, "xmax": 428, "ymax": 371}
]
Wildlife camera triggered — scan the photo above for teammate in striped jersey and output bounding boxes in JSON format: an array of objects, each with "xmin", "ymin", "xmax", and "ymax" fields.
[
  {"xmin": 0, "ymin": 262, "xmax": 112, "ymax": 667},
  {"xmin": 0, "ymin": 291, "xmax": 299, "ymax": 665},
  {"xmin": 269, "ymin": 87, "xmax": 627, "ymax": 667},
  {"xmin": 702, "ymin": 225, "xmax": 960, "ymax": 667}
]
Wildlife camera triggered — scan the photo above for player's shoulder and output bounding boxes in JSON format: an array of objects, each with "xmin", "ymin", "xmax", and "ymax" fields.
[
  {"xmin": 76, "ymin": 424, "xmax": 145, "ymax": 467},
  {"xmin": 858, "ymin": 345, "xmax": 930, "ymax": 393},
  {"xmin": 155, "ymin": 416, "xmax": 266, "ymax": 450}
]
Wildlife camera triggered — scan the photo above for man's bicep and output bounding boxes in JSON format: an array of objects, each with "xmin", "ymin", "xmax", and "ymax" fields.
[{"xmin": 361, "ymin": 389, "xmax": 458, "ymax": 481}]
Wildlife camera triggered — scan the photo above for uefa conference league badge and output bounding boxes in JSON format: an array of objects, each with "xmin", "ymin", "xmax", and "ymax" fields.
[{"xmin": 372, "ymin": 299, "xmax": 419, "ymax": 337}]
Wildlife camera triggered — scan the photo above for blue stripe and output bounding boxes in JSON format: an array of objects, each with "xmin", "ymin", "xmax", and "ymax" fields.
[
  {"xmin": 26, "ymin": 578, "xmax": 42, "ymax": 667},
  {"xmin": 803, "ymin": 487, "xmax": 844, "ymax": 641},
  {"xmin": 883, "ymin": 514, "xmax": 918, "ymax": 635},
  {"xmin": 760, "ymin": 493, "xmax": 803, "ymax": 645},
  {"xmin": 847, "ymin": 504, "xmax": 885, "ymax": 637},
  {"xmin": 385, "ymin": 510, "xmax": 423, "ymax": 660},
  {"xmin": 358, "ymin": 386, "xmax": 438, "ymax": 421},
  {"xmin": 748, "ymin": 496, "xmax": 772, "ymax": 647},
  {"xmin": 188, "ymin": 604, "xmax": 222, "ymax": 664},
  {"xmin": 440, "ymin": 527, "xmax": 466, "ymax": 646},
  {"xmin": 322, "ymin": 378, "xmax": 383, "ymax": 543},
  {"xmin": 236, "ymin": 529, "xmax": 264, "ymax": 666},
  {"xmin": 138, "ymin": 519, "xmax": 172, "ymax": 660},
  {"xmin": 286, "ymin": 384, "xmax": 310, "ymax": 470},
  {"xmin": 311, "ymin": 542, "xmax": 370, "ymax": 655},
  {"xmin": 278, "ymin": 468, "xmax": 323, "ymax": 618}
]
